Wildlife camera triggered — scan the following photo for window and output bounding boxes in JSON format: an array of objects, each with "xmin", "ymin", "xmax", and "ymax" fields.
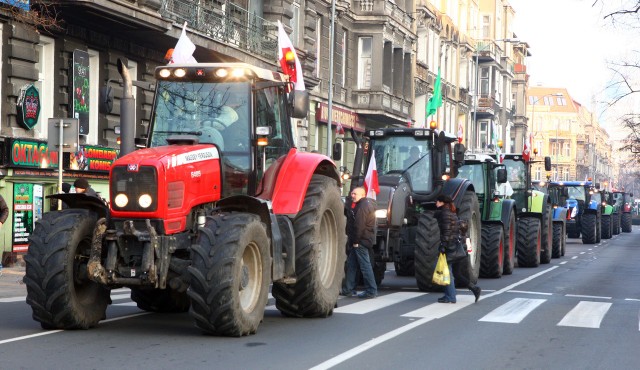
[
  {"xmin": 543, "ymin": 95, "xmax": 553, "ymax": 105},
  {"xmin": 315, "ymin": 17, "xmax": 322, "ymax": 78},
  {"xmin": 358, "ymin": 37, "xmax": 372, "ymax": 89},
  {"xmin": 529, "ymin": 95, "xmax": 536, "ymax": 105},
  {"xmin": 482, "ymin": 15, "xmax": 490, "ymax": 38},
  {"xmin": 36, "ymin": 36, "xmax": 55, "ymax": 139},
  {"xmin": 556, "ymin": 96, "xmax": 567, "ymax": 106},
  {"xmin": 88, "ymin": 49, "xmax": 100, "ymax": 144},
  {"xmin": 535, "ymin": 166, "xmax": 542, "ymax": 181},
  {"xmin": 480, "ymin": 67, "xmax": 489, "ymax": 95},
  {"xmin": 479, "ymin": 120, "xmax": 488, "ymax": 148},
  {"xmin": 563, "ymin": 142, "xmax": 570, "ymax": 157},
  {"xmin": 341, "ymin": 29, "xmax": 347, "ymax": 86},
  {"xmin": 536, "ymin": 140, "xmax": 543, "ymax": 155},
  {"xmin": 291, "ymin": 0, "xmax": 300, "ymax": 47}
]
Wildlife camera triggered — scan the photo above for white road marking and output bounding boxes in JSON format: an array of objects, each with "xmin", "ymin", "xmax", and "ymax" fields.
[
  {"xmin": 311, "ymin": 266, "xmax": 558, "ymax": 369},
  {"xmin": 557, "ymin": 301, "xmax": 612, "ymax": 328},
  {"xmin": 572, "ymin": 256, "xmax": 578, "ymax": 259},
  {"xmin": 580, "ymin": 252, "xmax": 586, "ymax": 255},
  {"xmin": 335, "ymin": 292, "xmax": 426, "ymax": 315},
  {"xmin": 401, "ymin": 295, "xmax": 474, "ymax": 318},
  {"xmin": 112, "ymin": 302, "xmax": 138, "ymax": 307},
  {"xmin": 479, "ymin": 298, "xmax": 546, "ymax": 323},
  {"xmin": 110, "ymin": 294, "xmax": 131, "ymax": 300},
  {"xmin": 559, "ymin": 261, "xmax": 568, "ymax": 265},
  {"xmin": 508, "ymin": 290, "xmax": 552, "ymax": 296},
  {"xmin": 565, "ymin": 294, "xmax": 611, "ymax": 300},
  {"xmin": 0, "ymin": 296, "xmax": 26, "ymax": 303},
  {"xmin": 625, "ymin": 298, "xmax": 640, "ymax": 302}
]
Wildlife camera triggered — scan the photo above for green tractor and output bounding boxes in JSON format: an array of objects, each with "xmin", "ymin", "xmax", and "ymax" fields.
[
  {"xmin": 501, "ymin": 154, "xmax": 553, "ymax": 267},
  {"xmin": 458, "ymin": 153, "xmax": 517, "ymax": 278},
  {"xmin": 600, "ymin": 188, "xmax": 616, "ymax": 239}
]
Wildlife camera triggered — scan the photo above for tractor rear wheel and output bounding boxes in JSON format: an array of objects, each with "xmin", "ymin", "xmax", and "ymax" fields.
[
  {"xmin": 414, "ymin": 212, "xmax": 441, "ymax": 291},
  {"xmin": 24, "ymin": 209, "xmax": 110, "ymax": 329},
  {"xmin": 581, "ymin": 213, "xmax": 598, "ymax": 244},
  {"xmin": 622, "ymin": 212, "xmax": 632, "ymax": 232},
  {"xmin": 601, "ymin": 215, "xmax": 612, "ymax": 239},
  {"xmin": 272, "ymin": 175, "xmax": 346, "ymax": 318},
  {"xmin": 540, "ymin": 205, "xmax": 553, "ymax": 264},
  {"xmin": 456, "ymin": 190, "xmax": 481, "ymax": 284},
  {"xmin": 188, "ymin": 213, "xmax": 270, "ymax": 336},
  {"xmin": 516, "ymin": 217, "xmax": 541, "ymax": 268},
  {"xmin": 131, "ymin": 286, "xmax": 190, "ymax": 313},
  {"xmin": 502, "ymin": 211, "xmax": 516, "ymax": 275},
  {"xmin": 394, "ymin": 258, "xmax": 415, "ymax": 276},
  {"xmin": 612, "ymin": 213, "xmax": 620, "ymax": 235},
  {"xmin": 480, "ymin": 224, "xmax": 504, "ymax": 278}
]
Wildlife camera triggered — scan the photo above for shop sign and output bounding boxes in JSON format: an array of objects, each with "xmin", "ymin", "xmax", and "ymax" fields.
[
  {"xmin": 72, "ymin": 145, "xmax": 118, "ymax": 172},
  {"xmin": 17, "ymin": 84, "xmax": 40, "ymax": 130},
  {"xmin": 9, "ymin": 138, "xmax": 59, "ymax": 168},
  {"xmin": 72, "ymin": 49, "xmax": 90, "ymax": 135},
  {"xmin": 316, "ymin": 103, "xmax": 365, "ymax": 132},
  {"xmin": 12, "ymin": 183, "xmax": 34, "ymax": 252}
]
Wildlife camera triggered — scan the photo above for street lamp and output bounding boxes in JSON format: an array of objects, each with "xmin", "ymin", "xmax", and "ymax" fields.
[
  {"xmin": 472, "ymin": 38, "xmax": 519, "ymax": 149},
  {"xmin": 529, "ymin": 92, "xmax": 562, "ymax": 178}
]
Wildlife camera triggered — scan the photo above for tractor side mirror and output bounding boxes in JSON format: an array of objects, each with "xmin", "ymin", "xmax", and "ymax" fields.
[
  {"xmin": 332, "ymin": 142, "xmax": 342, "ymax": 161},
  {"xmin": 544, "ymin": 156, "xmax": 552, "ymax": 171},
  {"xmin": 290, "ymin": 90, "xmax": 309, "ymax": 119},
  {"xmin": 453, "ymin": 143, "xmax": 465, "ymax": 163},
  {"xmin": 497, "ymin": 168, "xmax": 507, "ymax": 184}
]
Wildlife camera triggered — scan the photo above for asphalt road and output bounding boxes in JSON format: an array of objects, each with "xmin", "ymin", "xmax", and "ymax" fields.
[{"xmin": 1, "ymin": 227, "xmax": 639, "ymax": 369}]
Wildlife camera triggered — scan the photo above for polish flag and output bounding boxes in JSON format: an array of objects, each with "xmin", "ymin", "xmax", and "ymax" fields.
[
  {"xmin": 277, "ymin": 21, "xmax": 306, "ymax": 91},
  {"xmin": 169, "ymin": 22, "xmax": 197, "ymax": 64},
  {"xmin": 457, "ymin": 121, "xmax": 464, "ymax": 143},
  {"xmin": 364, "ymin": 150, "xmax": 380, "ymax": 200},
  {"xmin": 522, "ymin": 133, "xmax": 532, "ymax": 162}
]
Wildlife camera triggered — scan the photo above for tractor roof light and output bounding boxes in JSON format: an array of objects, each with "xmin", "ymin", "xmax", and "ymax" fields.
[
  {"xmin": 441, "ymin": 174, "xmax": 450, "ymax": 181},
  {"xmin": 158, "ymin": 68, "xmax": 171, "ymax": 78},
  {"xmin": 257, "ymin": 137, "xmax": 268, "ymax": 146},
  {"xmin": 215, "ymin": 68, "xmax": 229, "ymax": 78},
  {"xmin": 285, "ymin": 50, "xmax": 296, "ymax": 65},
  {"xmin": 429, "ymin": 121, "xmax": 437, "ymax": 129},
  {"xmin": 174, "ymin": 68, "xmax": 187, "ymax": 78}
]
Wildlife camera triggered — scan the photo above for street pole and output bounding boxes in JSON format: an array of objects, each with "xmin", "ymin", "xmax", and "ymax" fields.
[{"xmin": 326, "ymin": 0, "xmax": 336, "ymax": 157}]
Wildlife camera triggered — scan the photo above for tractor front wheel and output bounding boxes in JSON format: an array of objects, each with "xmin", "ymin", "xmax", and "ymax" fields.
[{"xmin": 480, "ymin": 224, "xmax": 504, "ymax": 278}]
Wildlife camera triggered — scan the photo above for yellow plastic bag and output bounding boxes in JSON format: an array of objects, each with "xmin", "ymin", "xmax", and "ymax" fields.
[{"xmin": 432, "ymin": 252, "xmax": 450, "ymax": 286}]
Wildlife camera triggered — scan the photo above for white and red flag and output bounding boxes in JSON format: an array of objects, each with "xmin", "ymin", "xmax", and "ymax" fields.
[
  {"xmin": 277, "ymin": 20, "xmax": 306, "ymax": 91},
  {"xmin": 522, "ymin": 133, "xmax": 532, "ymax": 162},
  {"xmin": 457, "ymin": 121, "xmax": 464, "ymax": 143},
  {"xmin": 169, "ymin": 22, "xmax": 197, "ymax": 64},
  {"xmin": 364, "ymin": 150, "xmax": 380, "ymax": 200}
]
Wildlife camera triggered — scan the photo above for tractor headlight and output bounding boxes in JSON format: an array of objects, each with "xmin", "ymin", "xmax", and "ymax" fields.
[
  {"xmin": 375, "ymin": 209, "xmax": 388, "ymax": 219},
  {"xmin": 138, "ymin": 194, "xmax": 153, "ymax": 209},
  {"xmin": 114, "ymin": 193, "xmax": 129, "ymax": 208}
]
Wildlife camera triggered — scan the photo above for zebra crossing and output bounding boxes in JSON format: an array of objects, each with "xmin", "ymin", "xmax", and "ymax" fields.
[{"xmin": 3, "ymin": 289, "xmax": 637, "ymax": 330}]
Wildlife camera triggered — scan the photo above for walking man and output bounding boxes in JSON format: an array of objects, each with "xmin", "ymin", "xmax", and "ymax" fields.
[{"xmin": 341, "ymin": 186, "xmax": 377, "ymax": 299}]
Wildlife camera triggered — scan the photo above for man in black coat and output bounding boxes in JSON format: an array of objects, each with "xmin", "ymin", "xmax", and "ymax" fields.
[{"xmin": 340, "ymin": 187, "xmax": 377, "ymax": 299}]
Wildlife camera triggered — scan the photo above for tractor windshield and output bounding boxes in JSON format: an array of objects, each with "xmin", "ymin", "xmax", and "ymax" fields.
[
  {"xmin": 150, "ymin": 81, "xmax": 250, "ymax": 153},
  {"xmin": 566, "ymin": 186, "xmax": 586, "ymax": 201},
  {"xmin": 458, "ymin": 164, "xmax": 485, "ymax": 195},
  {"xmin": 371, "ymin": 136, "xmax": 433, "ymax": 192},
  {"xmin": 503, "ymin": 159, "xmax": 527, "ymax": 191}
]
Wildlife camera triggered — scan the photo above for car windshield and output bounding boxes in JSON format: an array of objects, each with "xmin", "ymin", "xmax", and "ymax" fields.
[
  {"xmin": 458, "ymin": 164, "xmax": 485, "ymax": 195},
  {"xmin": 371, "ymin": 136, "xmax": 433, "ymax": 192},
  {"xmin": 150, "ymin": 81, "xmax": 250, "ymax": 152}
]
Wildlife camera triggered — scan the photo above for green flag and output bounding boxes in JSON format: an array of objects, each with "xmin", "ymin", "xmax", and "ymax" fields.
[{"xmin": 426, "ymin": 69, "xmax": 443, "ymax": 118}]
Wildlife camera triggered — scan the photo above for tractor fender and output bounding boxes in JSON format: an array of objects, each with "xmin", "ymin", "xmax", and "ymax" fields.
[
  {"xmin": 441, "ymin": 178, "xmax": 474, "ymax": 208},
  {"xmin": 602, "ymin": 204, "xmax": 613, "ymax": 216},
  {"xmin": 499, "ymin": 199, "xmax": 517, "ymax": 226},
  {"xmin": 552, "ymin": 206, "xmax": 568, "ymax": 224},
  {"xmin": 269, "ymin": 148, "xmax": 340, "ymax": 216},
  {"xmin": 47, "ymin": 193, "xmax": 109, "ymax": 220},
  {"xmin": 527, "ymin": 190, "xmax": 548, "ymax": 213}
]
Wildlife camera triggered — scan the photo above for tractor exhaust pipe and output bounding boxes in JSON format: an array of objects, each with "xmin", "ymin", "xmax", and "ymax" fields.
[{"xmin": 117, "ymin": 58, "xmax": 136, "ymax": 156}]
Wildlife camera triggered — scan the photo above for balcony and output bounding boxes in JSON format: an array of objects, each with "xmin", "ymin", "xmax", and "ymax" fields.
[
  {"xmin": 160, "ymin": 0, "xmax": 277, "ymax": 59},
  {"xmin": 353, "ymin": 90, "xmax": 412, "ymax": 119},
  {"xmin": 474, "ymin": 95, "xmax": 496, "ymax": 115},
  {"xmin": 353, "ymin": 0, "xmax": 413, "ymax": 29}
]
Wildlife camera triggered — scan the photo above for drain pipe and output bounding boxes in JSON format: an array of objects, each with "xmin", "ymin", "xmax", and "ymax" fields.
[{"xmin": 117, "ymin": 58, "xmax": 136, "ymax": 156}]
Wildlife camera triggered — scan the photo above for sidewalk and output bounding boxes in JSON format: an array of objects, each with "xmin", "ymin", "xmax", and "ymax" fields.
[{"xmin": 0, "ymin": 262, "xmax": 27, "ymax": 299}]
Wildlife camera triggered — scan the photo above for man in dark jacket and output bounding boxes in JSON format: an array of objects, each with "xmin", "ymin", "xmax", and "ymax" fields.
[
  {"xmin": 74, "ymin": 178, "xmax": 99, "ymax": 198},
  {"xmin": 341, "ymin": 187, "xmax": 377, "ymax": 299}
]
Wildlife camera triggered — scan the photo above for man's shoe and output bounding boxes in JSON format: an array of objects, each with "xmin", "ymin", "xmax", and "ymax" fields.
[
  {"xmin": 340, "ymin": 290, "xmax": 356, "ymax": 297},
  {"xmin": 437, "ymin": 297, "xmax": 456, "ymax": 304},
  {"xmin": 471, "ymin": 286, "xmax": 481, "ymax": 302},
  {"xmin": 357, "ymin": 292, "xmax": 376, "ymax": 299}
]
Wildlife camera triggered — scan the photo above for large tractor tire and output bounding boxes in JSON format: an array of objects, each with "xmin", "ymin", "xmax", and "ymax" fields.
[
  {"xmin": 621, "ymin": 212, "xmax": 632, "ymax": 232},
  {"xmin": 601, "ymin": 215, "xmax": 612, "ymax": 239},
  {"xmin": 24, "ymin": 209, "xmax": 110, "ymax": 330},
  {"xmin": 516, "ymin": 217, "xmax": 541, "ymax": 268},
  {"xmin": 189, "ymin": 213, "xmax": 270, "ymax": 336},
  {"xmin": 552, "ymin": 223, "xmax": 565, "ymax": 258},
  {"xmin": 581, "ymin": 213, "xmax": 598, "ymax": 244},
  {"xmin": 414, "ymin": 213, "xmax": 441, "ymax": 291},
  {"xmin": 540, "ymin": 206, "xmax": 553, "ymax": 264},
  {"xmin": 456, "ymin": 190, "xmax": 481, "ymax": 283},
  {"xmin": 596, "ymin": 214, "xmax": 602, "ymax": 243},
  {"xmin": 480, "ymin": 224, "xmax": 504, "ymax": 278},
  {"xmin": 131, "ymin": 286, "xmax": 190, "ymax": 313},
  {"xmin": 502, "ymin": 212, "xmax": 516, "ymax": 275},
  {"xmin": 612, "ymin": 213, "xmax": 620, "ymax": 235},
  {"xmin": 394, "ymin": 258, "xmax": 415, "ymax": 276},
  {"xmin": 272, "ymin": 175, "xmax": 346, "ymax": 318}
]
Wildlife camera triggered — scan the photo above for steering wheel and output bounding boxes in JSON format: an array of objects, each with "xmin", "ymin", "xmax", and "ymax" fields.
[{"xmin": 199, "ymin": 126, "xmax": 224, "ymax": 150}]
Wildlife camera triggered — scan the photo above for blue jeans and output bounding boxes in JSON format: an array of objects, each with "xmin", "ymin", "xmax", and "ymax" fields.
[
  {"xmin": 443, "ymin": 263, "xmax": 456, "ymax": 302},
  {"xmin": 344, "ymin": 246, "xmax": 377, "ymax": 296}
]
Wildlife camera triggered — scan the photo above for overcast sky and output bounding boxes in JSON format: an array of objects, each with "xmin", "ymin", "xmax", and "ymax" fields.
[{"xmin": 509, "ymin": 0, "xmax": 634, "ymax": 138}]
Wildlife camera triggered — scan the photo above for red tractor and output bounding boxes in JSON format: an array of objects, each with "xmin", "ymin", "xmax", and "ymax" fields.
[{"xmin": 24, "ymin": 61, "xmax": 346, "ymax": 336}]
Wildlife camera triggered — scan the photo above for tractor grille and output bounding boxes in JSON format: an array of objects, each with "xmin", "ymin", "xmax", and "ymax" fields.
[{"xmin": 111, "ymin": 166, "xmax": 158, "ymax": 212}]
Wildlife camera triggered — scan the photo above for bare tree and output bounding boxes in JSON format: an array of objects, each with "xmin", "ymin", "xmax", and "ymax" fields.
[{"xmin": 0, "ymin": 0, "xmax": 62, "ymax": 32}]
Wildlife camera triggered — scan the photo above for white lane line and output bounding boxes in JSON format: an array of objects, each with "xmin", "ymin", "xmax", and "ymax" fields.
[
  {"xmin": 625, "ymin": 298, "xmax": 640, "ymax": 302},
  {"xmin": 110, "ymin": 294, "xmax": 131, "ymax": 300},
  {"xmin": 572, "ymin": 256, "xmax": 578, "ymax": 259},
  {"xmin": 559, "ymin": 261, "xmax": 568, "ymax": 265},
  {"xmin": 335, "ymin": 292, "xmax": 426, "ymax": 315},
  {"xmin": 565, "ymin": 294, "xmax": 611, "ymax": 300},
  {"xmin": 113, "ymin": 302, "xmax": 138, "ymax": 307},
  {"xmin": 479, "ymin": 298, "xmax": 546, "ymax": 324},
  {"xmin": 588, "ymin": 249, "xmax": 593, "ymax": 251},
  {"xmin": 508, "ymin": 290, "xmax": 553, "ymax": 296},
  {"xmin": 401, "ymin": 295, "xmax": 474, "ymax": 318},
  {"xmin": 557, "ymin": 301, "xmax": 612, "ymax": 328},
  {"xmin": 0, "ymin": 296, "xmax": 26, "ymax": 303},
  {"xmin": 579, "ymin": 252, "xmax": 586, "ymax": 255},
  {"xmin": 311, "ymin": 266, "xmax": 558, "ymax": 370}
]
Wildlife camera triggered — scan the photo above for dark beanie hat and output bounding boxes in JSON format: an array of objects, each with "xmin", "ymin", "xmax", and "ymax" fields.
[
  {"xmin": 74, "ymin": 178, "xmax": 89, "ymax": 189},
  {"xmin": 61, "ymin": 182, "xmax": 72, "ymax": 193},
  {"xmin": 436, "ymin": 194, "xmax": 453, "ymax": 204}
]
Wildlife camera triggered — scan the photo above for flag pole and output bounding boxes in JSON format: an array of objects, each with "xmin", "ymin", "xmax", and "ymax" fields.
[{"xmin": 326, "ymin": 0, "xmax": 336, "ymax": 157}]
